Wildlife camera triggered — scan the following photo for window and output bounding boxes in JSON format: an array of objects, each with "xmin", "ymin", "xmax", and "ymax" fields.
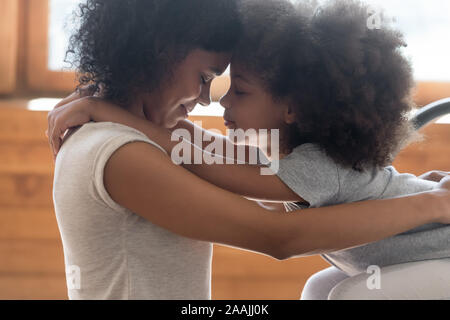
[
  {"xmin": 48, "ymin": 0, "xmax": 80, "ymax": 71},
  {"xmin": 1, "ymin": 0, "xmax": 448, "ymax": 107},
  {"xmin": 0, "ymin": 0, "xmax": 19, "ymax": 94},
  {"xmin": 25, "ymin": 0, "xmax": 230, "ymax": 99},
  {"xmin": 26, "ymin": 0, "xmax": 77, "ymax": 92},
  {"xmin": 43, "ymin": 0, "xmax": 450, "ymax": 83},
  {"xmin": 366, "ymin": 0, "xmax": 450, "ymax": 82}
]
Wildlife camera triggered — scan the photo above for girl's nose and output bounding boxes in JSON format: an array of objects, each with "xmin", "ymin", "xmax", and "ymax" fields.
[{"xmin": 220, "ymin": 92, "xmax": 231, "ymax": 109}]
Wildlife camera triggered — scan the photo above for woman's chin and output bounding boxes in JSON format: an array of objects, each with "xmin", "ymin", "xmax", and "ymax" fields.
[
  {"xmin": 164, "ymin": 120, "xmax": 179, "ymax": 129},
  {"xmin": 164, "ymin": 116, "xmax": 185, "ymax": 129}
]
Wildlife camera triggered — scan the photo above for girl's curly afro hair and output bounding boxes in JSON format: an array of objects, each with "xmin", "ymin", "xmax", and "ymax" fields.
[
  {"xmin": 66, "ymin": 0, "xmax": 242, "ymax": 105},
  {"xmin": 235, "ymin": 0, "xmax": 417, "ymax": 171}
]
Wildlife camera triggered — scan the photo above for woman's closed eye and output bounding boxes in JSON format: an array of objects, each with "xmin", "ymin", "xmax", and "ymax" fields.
[{"xmin": 201, "ymin": 73, "xmax": 215, "ymax": 85}]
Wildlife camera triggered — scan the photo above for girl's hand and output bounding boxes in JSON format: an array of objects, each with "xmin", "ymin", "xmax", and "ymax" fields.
[{"xmin": 46, "ymin": 85, "xmax": 98, "ymax": 158}]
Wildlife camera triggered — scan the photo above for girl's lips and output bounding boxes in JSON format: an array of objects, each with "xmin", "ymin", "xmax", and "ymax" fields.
[{"xmin": 224, "ymin": 120, "xmax": 236, "ymax": 129}]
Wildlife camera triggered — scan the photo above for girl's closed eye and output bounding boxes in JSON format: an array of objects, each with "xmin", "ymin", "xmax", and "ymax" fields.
[{"xmin": 233, "ymin": 86, "xmax": 247, "ymax": 96}]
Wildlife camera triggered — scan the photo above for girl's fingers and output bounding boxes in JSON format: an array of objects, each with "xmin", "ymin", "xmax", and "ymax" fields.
[
  {"xmin": 49, "ymin": 115, "xmax": 60, "ymax": 156},
  {"xmin": 47, "ymin": 115, "xmax": 54, "ymax": 154},
  {"xmin": 53, "ymin": 85, "xmax": 96, "ymax": 109},
  {"xmin": 51, "ymin": 126, "xmax": 63, "ymax": 156},
  {"xmin": 54, "ymin": 91, "xmax": 81, "ymax": 109}
]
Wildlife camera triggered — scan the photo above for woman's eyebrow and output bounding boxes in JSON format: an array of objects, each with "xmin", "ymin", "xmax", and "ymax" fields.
[{"xmin": 208, "ymin": 67, "xmax": 224, "ymax": 76}]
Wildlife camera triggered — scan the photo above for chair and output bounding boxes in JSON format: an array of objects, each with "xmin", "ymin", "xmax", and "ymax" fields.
[{"xmin": 327, "ymin": 98, "xmax": 450, "ymax": 300}]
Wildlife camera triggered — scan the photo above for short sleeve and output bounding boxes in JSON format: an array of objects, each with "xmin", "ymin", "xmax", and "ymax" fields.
[
  {"xmin": 92, "ymin": 126, "xmax": 168, "ymax": 212},
  {"xmin": 276, "ymin": 144, "xmax": 339, "ymax": 207}
]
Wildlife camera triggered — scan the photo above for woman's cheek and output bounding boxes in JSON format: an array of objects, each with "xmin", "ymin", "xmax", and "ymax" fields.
[{"xmin": 187, "ymin": 82, "xmax": 202, "ymax": 102}]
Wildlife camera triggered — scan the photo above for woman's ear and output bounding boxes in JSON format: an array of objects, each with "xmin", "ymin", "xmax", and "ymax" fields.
[{"xmin": 283, "ymin": 106, "xmax": 297, "ymax": 124}]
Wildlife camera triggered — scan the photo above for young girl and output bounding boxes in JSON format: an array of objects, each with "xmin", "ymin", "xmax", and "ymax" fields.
[{"xmin": 49, "ymin": 0, "xmax": 450, "ymax": 299}]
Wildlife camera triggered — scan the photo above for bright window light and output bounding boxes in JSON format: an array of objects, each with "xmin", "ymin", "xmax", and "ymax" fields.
[
  {"xmin": 26, "ymin": 98, "xmax": 226, "ymax": 117},
  {"xmin": 27, "ymin": 98, "xmax": 62, "ymax": 111},
  {"xmin": 360, "ymin": 0, "xmax": 450, "ymax": 82},
  {"xmin": 48, "ymin": 0, "xmax": 80, "ymax": 71}
]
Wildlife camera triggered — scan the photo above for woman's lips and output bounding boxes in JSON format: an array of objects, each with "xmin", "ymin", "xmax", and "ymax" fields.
[
  {"xmin": 181, "ymin": 104, "xmax": 195, "ymax": 118},
  {"xmin": 181, "ymin": 104, "xmax": 189, "ymax": 118}
]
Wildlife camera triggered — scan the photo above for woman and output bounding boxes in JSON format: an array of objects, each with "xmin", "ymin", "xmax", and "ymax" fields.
[{"xmin": 49, "ymin": 0, "xmax": 450, "ymax": 300}]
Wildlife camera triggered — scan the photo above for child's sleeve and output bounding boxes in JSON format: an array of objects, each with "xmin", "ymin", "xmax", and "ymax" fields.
[{"xmin": 276, "ymin": 144, "xmax": 340, "ymax": 207}]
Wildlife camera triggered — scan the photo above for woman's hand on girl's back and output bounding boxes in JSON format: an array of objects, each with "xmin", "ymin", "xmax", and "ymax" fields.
[
  {"xmin": 419, "ymin": 170, "xmax": 450, "ymax": 183},
  {"xmin": 435, "ymin": 175, "xmax": 450, "ymax": 224}
]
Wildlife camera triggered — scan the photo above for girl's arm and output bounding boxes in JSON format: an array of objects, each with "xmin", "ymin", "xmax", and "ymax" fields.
[
  {"xmin": 103, "ymin": 140, "xmax": 450, "ymax": 260},
  {"xmin": 48, "ymin": 96, "xmax": 305, "ymax": 203}
]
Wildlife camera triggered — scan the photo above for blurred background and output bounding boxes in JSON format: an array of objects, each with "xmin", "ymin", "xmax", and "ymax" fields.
[{"xmin": 0, "ymin": 0, "xmax": 449, "ymax": 299}]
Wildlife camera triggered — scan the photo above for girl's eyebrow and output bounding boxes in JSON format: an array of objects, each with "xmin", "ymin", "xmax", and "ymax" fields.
[{"xmin": 232, "ymin": 74, "xmax": 251, "ymax": 84}]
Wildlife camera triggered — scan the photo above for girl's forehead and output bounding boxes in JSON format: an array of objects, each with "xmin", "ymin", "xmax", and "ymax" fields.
[
  {"xmin": 229, "ymin": 62, "xmax": 251, "ymax": 78},
  {"xmin": 229, "ymin": 63, "xmax": 263, "ymax": 86}
]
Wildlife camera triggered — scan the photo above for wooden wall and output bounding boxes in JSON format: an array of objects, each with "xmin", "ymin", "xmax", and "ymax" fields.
[
  {"xmin": 0, "ymin": 106, "xmax": 65, "ymax": 299},
  {"xmin": 0, "ymin": 105, "xmax": 449, "ymax": 300},
  {"xmin": 0, "ymin": 0, "xmax": 19, "ymax": 94}
]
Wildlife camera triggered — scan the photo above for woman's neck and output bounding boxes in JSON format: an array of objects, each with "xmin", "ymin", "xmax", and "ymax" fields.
[{"xmin": 123, "ymin": 94, "xmax": 157, "ymax": 122}]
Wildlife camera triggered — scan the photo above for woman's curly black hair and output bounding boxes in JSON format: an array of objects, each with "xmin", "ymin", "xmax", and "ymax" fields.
[
  {"xmin": 66, "ymin": 0, "xmax": 242, "ymax": 105},
  {"xmin": 235, "ymin": 0, "xmax": 417, "ymax": 171}
]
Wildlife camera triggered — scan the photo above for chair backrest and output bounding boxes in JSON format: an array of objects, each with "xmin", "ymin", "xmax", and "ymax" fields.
[{"xmin": 412, "ymin": 98, "xmax": 450, "ymax": 130}]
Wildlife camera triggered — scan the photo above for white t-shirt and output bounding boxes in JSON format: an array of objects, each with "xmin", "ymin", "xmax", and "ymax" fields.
[{"xmin": 53, "ymin": 122, "xmax": 212, "ymax": 299}]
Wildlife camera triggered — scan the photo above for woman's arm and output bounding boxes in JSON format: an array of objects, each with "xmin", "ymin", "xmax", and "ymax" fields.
[
  {"xmin": 103, "ymin": 140, "xmax": 450, "ymax": 260},
  {"xmin": 47, "ymin": 96, "xmax": 305, "ymax": 202}
]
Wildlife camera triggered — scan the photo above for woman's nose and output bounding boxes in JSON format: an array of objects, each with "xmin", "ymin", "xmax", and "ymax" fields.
[{"xmin": 198, "ymin": 82, "xmax": 212, "ymax": 106}]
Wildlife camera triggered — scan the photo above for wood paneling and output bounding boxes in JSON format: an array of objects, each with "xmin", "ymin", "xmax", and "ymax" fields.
[
  {"xmin": 0, "ymin": 105, "xmax": 449, "ymax": 300},
  {"xmin": 213, "ymin": 277, "xmax": 306, "ymax": 300},
  {"xmin": 0, "ymin": 274, "xmax": 67, "ymax": 300},
  {"xmin": 0, "ymin": 208, "xmax": 60, "ymax": 240},
  {"xmin": 0, "ymin": 239, "xmax": 64, "ymax": 274},
  {"xmin": 212, "ymin": 246, "xmax": 329, "ymax": 279},
  {"xmin": 0, "ymin": 171, "xmax": 53, "ymax": 208},
  {"xmin": 211, "ymin": 245, "xmax": 330, "ymax": 300},
  {"xmin": 0, "ymin": 141, "xmax": 52, "ymax": 168},
  {"xmin": 413, "ymin": 82, "xmax": 450, "ymax": 107},
  {"xmin": 0, "ymin": 0, "xmax": 19, "ymax": 94},
  {"xmin": 0, "ymin": 103, "xmax": 49, "ymax": 142},
  {"xmin": 393, "ymin": 124, "xmax": 450, "ymax": 175}
]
